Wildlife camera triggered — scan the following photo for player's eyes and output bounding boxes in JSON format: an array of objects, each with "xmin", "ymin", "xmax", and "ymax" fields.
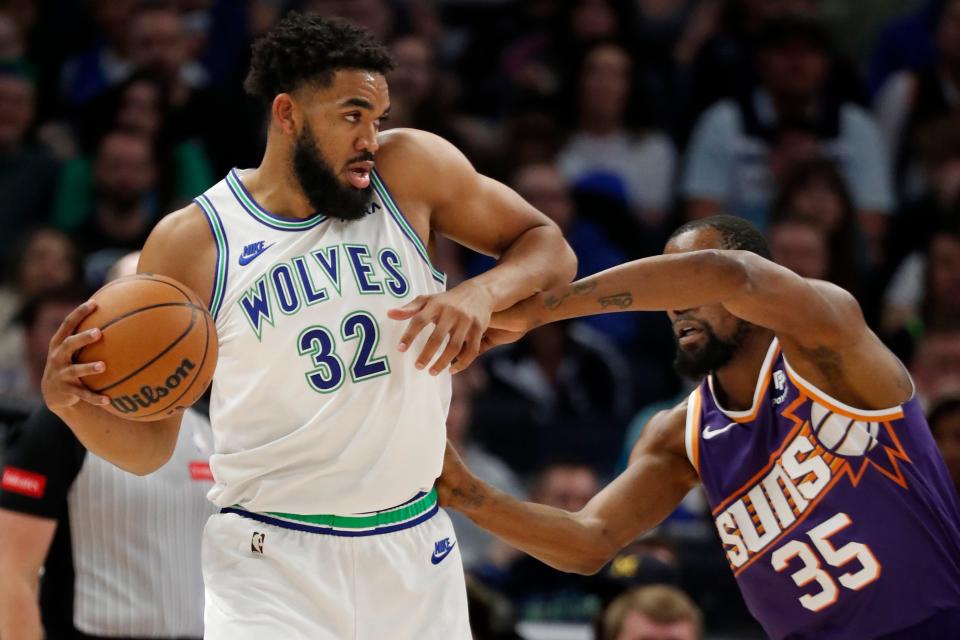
[{"xmin": 344, "ymin": 113, "xmax": 361, "ymax": 123}]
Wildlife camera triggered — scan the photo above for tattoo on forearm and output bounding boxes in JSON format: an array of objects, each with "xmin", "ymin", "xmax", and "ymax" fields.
[
  {"xmin": 599, "ymin": 293, "xmax": 633, "ymax": 309},
  {"xmin": 542, "ymin": 281, "xmax": 597, "ymax": 310}
]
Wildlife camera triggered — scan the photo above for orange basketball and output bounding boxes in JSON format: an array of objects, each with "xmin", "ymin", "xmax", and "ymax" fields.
[{"xmin": 74, "ymin": 274, "xmax": 218, "ymax": 422}]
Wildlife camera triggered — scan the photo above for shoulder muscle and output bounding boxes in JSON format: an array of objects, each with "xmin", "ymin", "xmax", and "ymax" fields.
[{"xmin": 138, "ymin": 203, "xmax": 216, "ymax": 306}]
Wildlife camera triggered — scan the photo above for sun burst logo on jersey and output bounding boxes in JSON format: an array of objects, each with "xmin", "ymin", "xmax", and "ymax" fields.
[{"xmin": 712, "ymin": 394, "xmax": 910, "ymax": 574}]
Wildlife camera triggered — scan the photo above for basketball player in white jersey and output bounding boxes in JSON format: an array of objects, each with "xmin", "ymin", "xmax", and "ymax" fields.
[{"xmin": 37, "ymin": 13, "xmax": 575, "ymax": 639}]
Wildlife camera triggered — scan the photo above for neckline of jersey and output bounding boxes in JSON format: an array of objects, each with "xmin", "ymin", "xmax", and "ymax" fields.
[
  {"xmin": 227, "ymin": 168, "xmax": 328, "ymax": 230},
  {"xmin": 707, "ymin": 337, "xmax": 780, "ymax": 422}
]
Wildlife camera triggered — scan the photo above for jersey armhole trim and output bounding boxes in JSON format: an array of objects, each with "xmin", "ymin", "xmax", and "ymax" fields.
[
  {"xmin": 194, "ymin": 195, "xmax": 228, "ymax": 321},
  {"xmin": 684, "ymin": 388, "xmax": 702, "ymax": 476},
  {"xmin": 781, "ymin": 355, "xmax": 907, "ymax": 421},
  {"xmin": 370, "ymin": 169, "xmax": 446, "ymax": 286}
]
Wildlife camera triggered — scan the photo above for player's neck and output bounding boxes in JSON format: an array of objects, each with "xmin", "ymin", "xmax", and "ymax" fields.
[
  {"xmin": 244, "ymin": 146, "xmax": 315, "ymax": 220},
  {"xmin": 711, "ymin": 330, "xmax": 776, "ymax": 412}
]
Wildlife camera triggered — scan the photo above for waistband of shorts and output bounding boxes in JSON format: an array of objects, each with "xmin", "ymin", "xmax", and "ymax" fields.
[{"xmin": 220, "ymin": 488, "xmax": 439, "ymax": 537}]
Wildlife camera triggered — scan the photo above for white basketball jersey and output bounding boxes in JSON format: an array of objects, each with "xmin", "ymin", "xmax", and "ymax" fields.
[{"xmin": 194, "ymin": 169, "xmax": 450, "ymax": 514}]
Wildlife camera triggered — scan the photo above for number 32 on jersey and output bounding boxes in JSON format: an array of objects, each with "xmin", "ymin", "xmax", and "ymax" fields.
[
  {"xmin": 297, "ymin": 311, "xmax": 390, "ymax": 393},
  {"xmin": 772, "ymin": 512, "xmax": 881, "ymax": 612}
]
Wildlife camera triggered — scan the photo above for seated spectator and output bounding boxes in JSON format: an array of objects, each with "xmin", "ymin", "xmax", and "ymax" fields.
[
  {"xmin": 59, "ymin": 0, "xmax": 135, "ymax": 106},
  {"xmin": 446, "ymin": 372, "xmax": 527, "ymax": 571},
  {"xmin": 874, "ymin": 0, "xmax": 960, "ymax": 194},
  {"xmin": 770, "ymin": 158, "xmax": 867, "ymax": 294},
  {"xmin": 0, "ymin": 61, "xmax": 60, "ymax": 251},
  {"xmin": 883, "ymin": 223, "xmax": 960, "ymax": 360},
  {"xmin": 911, "ymin": 328, "xmax": 960, "ymax": 409},
  {"xmin": 768, "ymin": 216, "xmax": 830, "ymax": 281},
  {"xmin": 0, "ymin": 227, "xmax": 80, "ymax": 394},
  {"xmin": 598, "ymin": 584, "xmax": 702, "ymax": 640},
  {"xmin": 0, "ymin": 285, "xmax": 87, "ymax": 409},
  {"xmin": 557, "ymin": 43, "xmax": 676, "ymax": 228},
  {"xmin": 682, "ymin": 15, "xmax": 892, "ymax": 258},
  {"xmin": 66, "ymin": 130, "xmax": 160, "ymax": 284},
  {"xmin": 929, "ymin": 396, "xmax": 960, "ymax": 497},
  {"xmin": 484, "ymin": 460, "xmax": 675, "ymax": 625},
  {"xmin": 477, "ymin": 321, "xmax": 631, "ymax": 472},
  {"xmin": 867, "ymin": 0, "xmax": 942, "ymax": 95},
  {"xmin": 54, "ymin": 71, "xmax": 215, "ymax": 230}
]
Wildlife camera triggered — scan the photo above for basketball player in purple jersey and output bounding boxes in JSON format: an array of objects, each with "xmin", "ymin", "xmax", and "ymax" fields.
[{"xmin": 439, "ymin": 216, "xmax": 960, "ymax": 639}]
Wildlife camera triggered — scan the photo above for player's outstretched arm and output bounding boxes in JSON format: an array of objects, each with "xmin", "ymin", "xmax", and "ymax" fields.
[
  {"xmin": 383, "ymin": 129, "xmax": 576, "ymax": 374},
  {"xmin": 42, "ymin": 205, "xmax": 214, "ymax": 475},
  {"xmin": 439, "ymin": 406, "xmax": 696, "ymax": 574}
]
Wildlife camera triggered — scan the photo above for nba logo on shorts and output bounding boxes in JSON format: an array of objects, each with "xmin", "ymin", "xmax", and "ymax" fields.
[{"xmin": 251, "ymin": 532, "xmax": 265, "ymax": 554}]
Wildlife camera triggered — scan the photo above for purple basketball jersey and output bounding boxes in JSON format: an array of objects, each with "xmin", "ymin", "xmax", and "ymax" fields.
[{"xmin": 687, "ymin": 338, "xmax": 960, "ymax": 639}]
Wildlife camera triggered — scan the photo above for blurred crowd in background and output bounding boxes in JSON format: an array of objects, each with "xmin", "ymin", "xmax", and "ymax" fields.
[{"xmin": 1, "ymin": 0, "xmax": 960, "ymax": 638}]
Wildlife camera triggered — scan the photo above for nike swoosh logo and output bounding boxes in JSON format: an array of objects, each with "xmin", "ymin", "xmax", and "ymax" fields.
[
  {"xmin": 702, "ymin": 422, "xmax": 737, "ymax": 440},
  {"xmin": 431, "ymin": 541, "xmax": 457, "ymax": 565},
  {"xmin": 238, "ymin": 243, "xmax": 275, "ymax": 266}
]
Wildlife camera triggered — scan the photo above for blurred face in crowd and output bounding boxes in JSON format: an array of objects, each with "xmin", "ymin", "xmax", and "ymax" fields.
[
  {"xmin": 928, "ymin": 232, "xmax": 960, "ymax": 315},
  {"xmin": 615, "ymin": 610, "xmax": 698, "ymax": 640},
  {"xmin": 770, "ymin": 219, "xmax": 829, "ymax": 280},
  {"xmin": 579, "ymin": 44, "xmax": 632, "ymax": 129},
  {"xmin": 303, "ymin": 0, "xmax": 394, "ymax": 42},
  {"xmin": 533, "ymin": 465, "xmax": 600, "ymax": 512},
  {"xmin": 759, "ymin": 40, "xmax": 828, "ymax": 101},
  {"xmin": 129, "ymin": 8, "xmax": 187, "ymax": 80},
  {"xmin": 25, "ymin": 299, "xmax": 83, "ymax": 388},
  {"xmin": 938, "ymin": 0, "xmax": 960, "ymax": 69},
  {"xmin": 287, "ymin": 69, "xmax": 389, "ymax": 220},
  {"xmin": 0, "ymin": 74, "xmax": 33, "ymax": 150},
  {"xmin": 95, "ymin": 0, "xmax": 135, "ymax": 49},
  {"xmin": 116, "ymin": 79, "xmax": 163, "ymax": 138},
  {"xmin": 0, "ymin": 12, "xmax": 23, "ymax": 58},
  {"xmin": 18, "ymin": 229, "xmax": 77, "ymax": 299},
  {"xmin": 931, "ymin": 404, "xmax": 960, "ymax": 493},
  {"xmin": 781, "ymin": 174, "xmax": 846, "ymax": 232},
  {"xmin": 912, "ymin": 331, "xmax": 960, "ymax": 404},
  {"xmin": 513, "ymin": 164, "xmax": 574, "ymax": 231},
  {"xmin": 388, "ymin": 36, "xmax": 435, "ymax": 119},
  {"xmin": 94, "ymin": 132, "xmax": 156, "ymax": 211},
  {"xmin": 570, "ymin": 0, "xmax": 619, "ymax": 42},
  {"xmin": 665, "ymin": 228, "xmax": 756, "ymax": 379}
]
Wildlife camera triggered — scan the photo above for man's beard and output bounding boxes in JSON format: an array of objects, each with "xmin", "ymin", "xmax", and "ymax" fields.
[
  {"xmin": 292, "ymin": 123, "xmax": 373, "ymax": 221},
  {"xmin": 673, "ymin": 321, "xmax": 751, "ymax": 380}
]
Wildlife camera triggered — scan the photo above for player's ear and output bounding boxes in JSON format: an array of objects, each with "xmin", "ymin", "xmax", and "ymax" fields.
[{"xmin": 271, "ymin": 93, "xmax": 298, "ymax": 136}]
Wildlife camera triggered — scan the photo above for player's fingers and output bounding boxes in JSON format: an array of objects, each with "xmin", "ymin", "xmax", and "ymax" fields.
[
  {"xmin": 65, "ymin": 361, "xmax": 106, "ymax": 379},
  {"xmin": 397, "ymin": 311, "xmax": 433, "ymax": 353},
  {"xmin": 387, "ymin": 295, "xmax": 430, "ymax": 321},
  {"xmin": 450, "ymin": 329, "xmax": 483, "ymax": 374},
  {"xmin": 50, "ymin": 300, "xmax": 98, "ymax": 347},
  {"xmin": 416, "ymin": 320, "xmax": 452, "ymax": 370},
  {"xmin": 429, "ymin": 325, "xmax": 469, "ymax": 375},
  {"xmin": 59, "ymin": 328, "xmax": 103, "ymax": 359},
  {"xmin": 69, "ymin": 383, "xmax": 111, "ymax": 406}
]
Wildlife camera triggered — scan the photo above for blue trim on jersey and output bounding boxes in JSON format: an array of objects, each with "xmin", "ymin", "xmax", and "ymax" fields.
[
  {"xmin": 194, "ymin": 195, "xmax": 229, "ymax": 321},
  {"xmin": 370, "ymin": 170, "xmax": 446, "ymax": 286},
  {"xmin": 226, "ymin": 169, "xmax": 328, "ymax": 232},
  {"xmin": 220, "ymin": 502, "xmax": 439, "ymax": 537}
]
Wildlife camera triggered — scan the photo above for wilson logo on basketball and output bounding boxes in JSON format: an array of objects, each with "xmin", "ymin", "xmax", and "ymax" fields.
[{"xmin": 110, "ymin": 358, "xmax": 197, "ymax": 414}]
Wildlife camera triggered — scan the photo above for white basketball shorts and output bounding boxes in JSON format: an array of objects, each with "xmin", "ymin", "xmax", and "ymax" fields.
[{"xmin": 201, "ymin": 489, "xmax": 471, "ymax": 639}]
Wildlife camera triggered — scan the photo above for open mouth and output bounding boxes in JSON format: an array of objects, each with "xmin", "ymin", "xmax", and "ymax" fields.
[
  {"xmin": 346, "ymin": 160, "xmax": 374, "ymax": 189},
  {"xmin": 675, "ymin": 321, "xmax": 705, "ymax": 347}
]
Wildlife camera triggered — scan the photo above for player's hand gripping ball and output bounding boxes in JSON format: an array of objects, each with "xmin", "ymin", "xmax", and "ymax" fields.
[{"xmin": 73, "ymin": 274, "xmax": 218, "ymax": 422}]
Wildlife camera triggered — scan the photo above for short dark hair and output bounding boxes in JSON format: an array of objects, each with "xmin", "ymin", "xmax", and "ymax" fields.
[
  {"xmin": 15, "ymin": 284, "xmax": 90, "ymax": 330},
  {"xmin": 669, "ymin": 215, "xmax": 773, "ymax": 260},
  {"xmin": 244, "ymin": 12, "xmax": 394, "ymax": 100}
]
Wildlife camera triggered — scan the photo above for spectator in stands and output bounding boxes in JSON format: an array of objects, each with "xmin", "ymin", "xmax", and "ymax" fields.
[
  {"xmin": 0, "ymin": 227, "xmax": 80, "ymax": 394},
  {"xmin": 0, "ymin": 61, "xmax": 60, "ymax": 251},
  {"xmin": 930, "ymin": 396, "xmax": 960, "ymax": 497},
  {"xmin": 911, "ymin": 329, "xmax": 960, "ymax": 408},
  {"xmin": 0, "ymin": 10, "xmax": 24, "ymax": 59},
  {"xmin": 875, "ymin": 0, "xmax": 960, "ymax": 194},
  {"xmin": 59, "ymin": 0, "xmax": 135, "ymax": 106},
  {"xmin": 598, "ymin": 584, "xmax": 702, "ymax": 640},
  {"xmin": 883, "ymin": 223, "xmax": 960, "ymax": 360},
  {"xmin": 68, "ymin": 130, "xmax": 159, "ymax": 284},
  {"xmin": 768, "ymin": 216, "xmax": 830, "ymax": 281},
  {"xmin": 682, "ymin": 14, "xmax": 892, "ymax": 258},
  {"xmin": 557, "ymin": 43, "xmax": 676, "ymax": 228},
  {"xmin": 0, "ymin": 284, "xmax": 87, "ymax": 408},
  {"xmin": 868, "ymin": 0, "xmax": 943, "ymax": 95},
  {"xmin": 770, "ymin": 158, "xmax": 863, "ymax": 294},
  {"xmin": 128, "ymin": 1, "xmax": 208, "ymax": 94}
]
